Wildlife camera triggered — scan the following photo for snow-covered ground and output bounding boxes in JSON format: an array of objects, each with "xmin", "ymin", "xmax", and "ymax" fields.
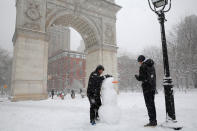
[{"xmin": 0, "ymin": 91, "xmax": 197, "ymax": 131}]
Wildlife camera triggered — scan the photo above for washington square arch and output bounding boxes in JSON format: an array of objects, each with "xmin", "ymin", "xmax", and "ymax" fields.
[{"xmin": 10, "ymin": 0, "xmax": 121, "ymax": 101}]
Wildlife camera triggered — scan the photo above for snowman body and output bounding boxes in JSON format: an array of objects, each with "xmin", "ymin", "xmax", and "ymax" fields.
[{"xmin": 99, "ymin": 77, "xmax": 121, "ymax": 124}]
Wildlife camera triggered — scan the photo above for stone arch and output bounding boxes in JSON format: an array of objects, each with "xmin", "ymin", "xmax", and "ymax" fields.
[
  {"xmin": 46, "ymin": 11, "xmax": 101, "ymax": 49},
  {"xmin": 10, "ymin": 0, "xmax": 121, "ymax": 101},
  {"xmin": 46, "ymin": 9, "xmax": 102, "ymax": 39}
]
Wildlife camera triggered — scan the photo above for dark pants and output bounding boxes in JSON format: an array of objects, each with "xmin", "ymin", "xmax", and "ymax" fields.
[
  {"xmin": 88, "ymin": 96, "xmax": 102, "ymax": 122},
  {"xmin": 143, "ymin": 90, "xmax": 157, "ymax": 123},
  {"xmin": 52, "ymin": 95, "xmax": 54, "ymax": 99}
]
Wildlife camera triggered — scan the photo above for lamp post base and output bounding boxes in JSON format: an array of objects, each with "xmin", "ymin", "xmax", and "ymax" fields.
[{"xmin": 163, "ymin": 77, "xmax": 176, "ymax": 120}]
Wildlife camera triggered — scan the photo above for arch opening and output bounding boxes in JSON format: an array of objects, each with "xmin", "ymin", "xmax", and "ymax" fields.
[
  {"xmin": 47, "ymin": 13, "xmax": 100, "ymax": 50},
  {"xmin": 70, "ymin": 28, "xmax": 85, "ymax": 52},
  {"xmin": 47, "ymin": 24, "xmax": 87, "ymax": 94},
  {"xmin": 47, "ymin": 13, "xmax": 100, "ymax": 95}
]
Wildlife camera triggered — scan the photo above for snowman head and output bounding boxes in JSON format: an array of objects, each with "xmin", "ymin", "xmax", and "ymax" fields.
[{"xmin": 102, "ymin": 77, "xmax": 118, "ymax": 92}]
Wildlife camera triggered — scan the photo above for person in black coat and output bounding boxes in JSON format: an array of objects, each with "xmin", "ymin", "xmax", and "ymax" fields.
[
  {"xmin": 51, "ymin": 89, "xmax": 54, "ymax": 99},
  {"xmin": 87, "ymin": 65, "xmax": 112, "ymax": 125},
  {"xmin": 135, "ymin": 55, "xmax": 157, "ymax": 127}
]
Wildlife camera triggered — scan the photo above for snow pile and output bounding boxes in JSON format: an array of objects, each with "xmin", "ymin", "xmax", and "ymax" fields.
[
  {"xmin": 1, "ymin": 91, "xmax": 197, "ymax": 130},
  {"xmin": 99, "ymin": 77, "xmax": 121, "ymax": 124}
]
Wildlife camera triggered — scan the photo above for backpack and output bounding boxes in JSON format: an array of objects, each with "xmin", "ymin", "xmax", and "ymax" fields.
[{"xmin": 146, "ymin": 65, "xmax": 156, "ymax": 87}]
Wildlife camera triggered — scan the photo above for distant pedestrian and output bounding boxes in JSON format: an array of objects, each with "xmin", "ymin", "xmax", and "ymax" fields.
[
  {"xmin": 60, "ymin": 92, "xmax": 64, "ymax": 100},
  {"xmin": 51, "ymin": 89, "xmax": 54, "ymax": 99},
  {"xmin": 135, "ymin": 55, "xmax": 157, "ymax": 127},
  {"xmin": 71, "ymin": 90, "xmax": 75, "ymax": 99}
]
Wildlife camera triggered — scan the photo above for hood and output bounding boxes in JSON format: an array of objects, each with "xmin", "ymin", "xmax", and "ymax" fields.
[{"xmin": 144, "ymin": 59, "xmax": 154, "ymax": 67}]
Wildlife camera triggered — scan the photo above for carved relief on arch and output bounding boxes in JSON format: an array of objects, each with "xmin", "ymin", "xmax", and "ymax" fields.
[
  {"xmin": 25, "ymin": 0, "xmax": 42, "ymax": 21},
  {"xmin": 46, "ymin": 9, "xmax": 72, "ymax": 29},
  {"xmin": 22, "ymin": 0, "xmax": 44, "ymax": 31},
  {"xmin": 104, "ymin": 23, "xmax": 115, "ymax": 45}
]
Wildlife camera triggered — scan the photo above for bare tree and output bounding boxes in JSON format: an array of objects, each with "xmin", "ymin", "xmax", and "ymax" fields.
[
  {"xmin": 168, "ymin": 15, "xmax": 197, "ymax": 89},
  {"xmin": 118, "ymin": 55, "xmax": 140, "ymax": 92},
  {"xmin": 0, "ymin": 47, "xmax": 12, "ymax": 95}
]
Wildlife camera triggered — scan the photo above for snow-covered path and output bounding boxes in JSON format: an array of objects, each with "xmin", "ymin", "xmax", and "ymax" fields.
[{"xmin": 0, "ymin": 91, "xmax": 197, "ymax": 131}]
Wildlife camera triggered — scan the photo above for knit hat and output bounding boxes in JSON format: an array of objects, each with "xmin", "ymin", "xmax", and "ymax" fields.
[{"xmin": 137, "ymin": 55, "xmax": 146, "ymax": 62}]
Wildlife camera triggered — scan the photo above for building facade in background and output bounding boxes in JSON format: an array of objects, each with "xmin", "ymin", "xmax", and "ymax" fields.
[
  {"xmin": 48, "ymin": 50, "xmax": 86, "ymax": 92},
  {"xmin": 48, "ymin": 25, "xmax": 70, "ymax": 58},
  {"xmin": 47, "ymin": 25, "xmax": 86, "ymax": 92}
]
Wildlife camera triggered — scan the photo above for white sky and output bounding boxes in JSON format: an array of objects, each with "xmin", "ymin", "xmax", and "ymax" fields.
[
  {"xmin": 0, "ymin": 0, "xmax": 197, "ymax": 54},
  {"xmin": 70, "ymin": 28, "xmax": 83, "ymax": 51}
]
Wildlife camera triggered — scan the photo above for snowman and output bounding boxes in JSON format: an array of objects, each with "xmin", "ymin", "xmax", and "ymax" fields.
[{"xmin": 99, "ymin": 77, "xmax": 121, "ymax": 124}]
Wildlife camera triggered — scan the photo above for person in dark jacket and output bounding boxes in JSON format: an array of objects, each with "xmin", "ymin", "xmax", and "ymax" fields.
[
  {"xmin": 135, "ymin": 55, "xmax": 157, "ymax": 127},
  {"xmin": 87, "ymin": 65, "xmax": 112, "ymax": 125},
  {"xmin": 51, "ymin": 89, "xmax": 54, "ymax": 99}
]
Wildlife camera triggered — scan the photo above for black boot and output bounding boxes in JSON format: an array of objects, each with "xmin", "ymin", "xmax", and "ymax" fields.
[
  {"xmin": 90, "ymin": 120, "xmax": 96, "ymax": 125},
  {"xmin": 144, "ymin": 121, "xmax": 157, "ymax": 127}
]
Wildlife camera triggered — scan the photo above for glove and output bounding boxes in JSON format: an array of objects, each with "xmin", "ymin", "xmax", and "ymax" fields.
[
  {"xmin": 105, "ymin": 74, "xmax": 112, "ymax": 78},
  {"xmin": 90, "ymin": 98, "xmax": 96, "ymax": 104},
  {"xmin": 135, "ymin": 75, "xmax": 139, "ymax": 80}
]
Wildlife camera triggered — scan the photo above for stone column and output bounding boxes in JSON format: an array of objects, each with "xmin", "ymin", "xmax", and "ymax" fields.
[
  {"xmin": 85, "ymin": 10, "xmax": 120, "ymax": 88},
  {"xmin": 10, "ymin": 0, "xmax": 48, "ymax": 101},
  {"xmin": 101, "ymin": 45, "xmax": 118, "ymax": 81},
  {"xmin": 85, "ymin": 44, "xmax": 118, "ymax": 88}
]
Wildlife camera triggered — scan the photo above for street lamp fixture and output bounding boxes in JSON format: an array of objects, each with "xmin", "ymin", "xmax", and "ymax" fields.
[
  {"xmin": 151, "ymin": 0, "xmax": 168, "ymax": 8},
  {"xmin": 148, "ymin": 0, "xmax": 182, "ymax": 130},
  {"xmin": 148, "ymin": 0, "xmax": 171, "ymax": 13}
]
